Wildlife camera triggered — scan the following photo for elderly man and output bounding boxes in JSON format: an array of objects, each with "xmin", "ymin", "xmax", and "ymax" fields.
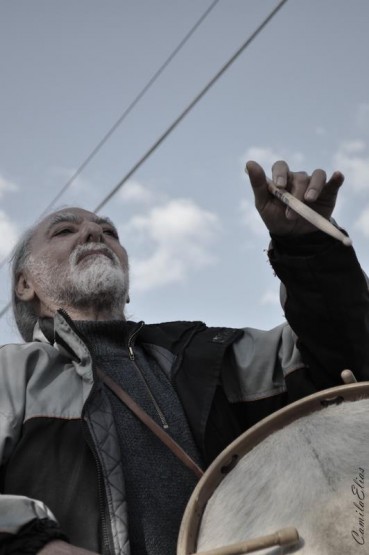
[{"xmin": 1, "ymin": 161, "xmax": 369, "ymax": 555}]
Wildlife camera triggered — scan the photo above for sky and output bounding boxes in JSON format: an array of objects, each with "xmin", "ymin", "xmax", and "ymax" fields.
[{"xmin": 1, "ymin": 0, "xmax": 369, "ymax": 343}]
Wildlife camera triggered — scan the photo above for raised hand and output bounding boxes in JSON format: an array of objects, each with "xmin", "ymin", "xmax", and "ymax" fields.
[{"xmin": 246, "ymin": 160, "xmax": 344, "ymax": 236}]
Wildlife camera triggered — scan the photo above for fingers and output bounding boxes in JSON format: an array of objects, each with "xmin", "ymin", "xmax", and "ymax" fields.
[
  {"xmin": 316, "ymin": 170, "xmax": 345, "ymax": 206},
  {"xmin": 303, "ymin": 169, "xmax": 344, "ymax": 203},
  {"xmin": 271, "ymin": 160, "xmax": 290, "ymax": 188},
  {"xmin": 246, "ymin": 159, "xmax": 345, "ymax": 218},
  {"xmin": 272, "ymin": 162, "xmax": 309, "ymax": 220},
  {"xmin": 272, "ymin": 164, "xmax": 344, "ymax": 204},
  {"xmin": 287, "ymin": 171, "xmax": 310, "ymax": 219},
  {"xmin": 245, "ymin": 160, "xmax": 265, "ymax": 183},
  {"xmin": 326, "ymin": 170, "xmax": 345, "ymax": 191},
  {"xmin": 304, "ymin": 169, "xmax": 326, "ymax": 201}
]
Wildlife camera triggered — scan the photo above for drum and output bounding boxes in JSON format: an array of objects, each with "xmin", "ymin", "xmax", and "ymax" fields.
[{"xmin": 178, "ymin": 382, "xmax": 369, "ymax": 555}]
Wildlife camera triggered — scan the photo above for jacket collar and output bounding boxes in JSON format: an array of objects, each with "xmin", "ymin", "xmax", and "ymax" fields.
[
  {"xmin": 33, "ymin": 311, "xmax": 92, "ymax": 365},
  {"xmin": 33, "ymin": 311, "xmax": 144, "ymax": 364}
]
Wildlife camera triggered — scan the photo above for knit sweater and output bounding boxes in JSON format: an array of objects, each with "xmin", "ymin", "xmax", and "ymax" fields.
[{"xmin": 74, "ymin": 320, "xmax": 203, "ymax": 555}]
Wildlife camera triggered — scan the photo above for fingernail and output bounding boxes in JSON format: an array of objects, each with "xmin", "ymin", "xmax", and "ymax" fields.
[
  {"xmin": 276, "ymin": 176, "xmax": 286, "ymax": 187},
  {"xmin": 305, "ymin": 189, "xmax": 318, "ymax": 201},
  {"xmin": 286, "ymin": 207, "xmax": 297, "ymax": 219}
]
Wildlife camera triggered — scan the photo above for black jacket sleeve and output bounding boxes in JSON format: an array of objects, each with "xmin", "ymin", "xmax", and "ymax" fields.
[
  {"xmin": 0, "ymin": 518, "xmax": 69, "ymax": 555},
  {"xmin": 269, "ymin": 230, "xmax": 369, "ymax": 390}
]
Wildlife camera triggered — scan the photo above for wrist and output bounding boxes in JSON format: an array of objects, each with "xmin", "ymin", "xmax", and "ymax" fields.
[{"xmin": 269, "ymin": 230, "xmax": 345, "ymax": 257}]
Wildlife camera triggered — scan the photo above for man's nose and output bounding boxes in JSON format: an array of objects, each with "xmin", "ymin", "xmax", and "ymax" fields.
[{"xmin": 80, "ymin": 221, "xmax": 104, "ymax": 243}]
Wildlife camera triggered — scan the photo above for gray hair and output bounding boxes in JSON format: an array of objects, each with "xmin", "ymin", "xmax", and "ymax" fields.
[
  {"xmin": 10, "ymin": 206, "xmax": 129, "ymax": 342},
  {"xmin": 11, "ymin": 224, "xmax": 39, "ymax": 342}
]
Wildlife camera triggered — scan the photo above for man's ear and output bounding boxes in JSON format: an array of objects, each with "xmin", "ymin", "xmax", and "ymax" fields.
[{"xmin": 15, "ymin": 272, "xmax": 36, "ymax": 302}]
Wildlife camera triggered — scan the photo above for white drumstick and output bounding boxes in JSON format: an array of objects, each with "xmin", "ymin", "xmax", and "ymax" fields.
[
  {"xmin": 192, "ymin": 526, "xmax": 300, "ymax": 555},
  {"xmin": 265, "ymin": 177, "xmax": 352, "ymax": 247}
]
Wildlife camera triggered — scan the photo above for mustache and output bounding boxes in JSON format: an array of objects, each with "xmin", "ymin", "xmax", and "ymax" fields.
[{"xmin": 70, "ymin": 243, "xmax": 119, "ymax": 266}]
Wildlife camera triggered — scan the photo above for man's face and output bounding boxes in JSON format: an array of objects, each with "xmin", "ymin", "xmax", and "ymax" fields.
[{"xmin": 25, "ymin": 207, "xmax": 129, "ymax": 312}]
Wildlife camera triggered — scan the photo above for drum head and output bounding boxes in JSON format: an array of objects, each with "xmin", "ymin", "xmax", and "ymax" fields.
[{"xmin": 178, "ymin": 382, "xmax": 369, "ymax": 555}]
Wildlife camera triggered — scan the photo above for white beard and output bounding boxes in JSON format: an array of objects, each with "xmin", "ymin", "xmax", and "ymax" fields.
[{"xmin": 28, "ymin": 243, "xmax": 129, "ymax": 311}]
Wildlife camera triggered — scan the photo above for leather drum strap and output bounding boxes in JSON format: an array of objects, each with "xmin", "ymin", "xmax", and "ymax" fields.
[{"xmin": 96, "ymin": 368, "xmax": 204, "ymax": 479}]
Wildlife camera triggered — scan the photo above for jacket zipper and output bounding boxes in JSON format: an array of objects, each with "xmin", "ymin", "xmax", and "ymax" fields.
[
  {"xmin": 82, "ymin": 420, "xmax": 112, "ymax": 555},
  {"xmin": 127, "ymin": 322, "xmax": 169, "ymax": 430},
  {"xmin": 57, "ymin": 308, "xmax": 115, "ymax": 555}
]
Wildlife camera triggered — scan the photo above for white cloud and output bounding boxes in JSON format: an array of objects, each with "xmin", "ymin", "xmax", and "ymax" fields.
[
  {"xmin": 355, "ymin": 103, "xmax": 369, "ymax": 132},
  {"xmin": 244, "ymin": 146, "xmax": 283, "ymax": 170},
  {"xmin": 0, "ymin": 175, "xmax": 18, "ymax": 198},
  {"xmin": 46, "ymin": 166, "xmax": 105, "ymax": 210},
  {"xmin": 242, "ymin": 146, "xmax": 305, "ymax": 173},
  {"xmin": 337, "ymin": 140, "xmax": 365, "ymax": 155},
  {"xmin": 50, "ymin": 166, "xmax": 92, "ymax": 192},
  {"xmin": 260, "ymin": 289, "xmax": 280, "ymax": 306},
  {"xmin": 0, "ymin": 210, "xmax": 19, "ymax": 257},
  {"xmin": 124, "ymin": 198, "xmax": 220, "ymax": 291},
  {"xmin": 239, "ymin": 199, "xmax": 265, "ymax": 236},
  {"xmin": 332, "ymin": 140, "xmax": 369, "ymax": 192},
  {"xmin": 353, "ymin": 204, "xmax": 369, "ymax": 237},
  {"xmin": 119, "ymin": 180, "xmax": 155, "ymax": 204}
]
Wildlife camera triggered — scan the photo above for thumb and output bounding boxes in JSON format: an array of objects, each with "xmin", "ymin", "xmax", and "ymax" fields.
[{"xmin": 245, "ymin": 160, "xmax": 270, "ymax": 210}]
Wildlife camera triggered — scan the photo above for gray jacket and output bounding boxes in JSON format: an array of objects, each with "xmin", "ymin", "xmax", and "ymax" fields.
[{"xmin": 0, "ymin": 311, "xmax": 302, "ymax": 553}]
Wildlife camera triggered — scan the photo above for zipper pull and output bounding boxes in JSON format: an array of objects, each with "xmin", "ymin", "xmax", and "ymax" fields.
[
  {"xmin": 127, "ymin": 321, "xmax": 145, "ymax": 360},
  {"xmin": 128, "ymin": 345, "xmax": 135, "ymax": 360}
]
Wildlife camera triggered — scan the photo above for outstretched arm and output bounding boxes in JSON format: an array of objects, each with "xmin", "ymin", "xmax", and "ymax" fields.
[{"xmin": 246, "ymin": 160, "xmax": 369, "ymax": 390}]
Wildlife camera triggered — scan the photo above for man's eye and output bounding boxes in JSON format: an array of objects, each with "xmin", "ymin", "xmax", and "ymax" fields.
[
  {"xmin": 54, "ymin": 228, "xmax": 73, "ymax": 236},
  {"xmin": 104, "ymin": 228, "xmax": 119, "ymax": 238}
]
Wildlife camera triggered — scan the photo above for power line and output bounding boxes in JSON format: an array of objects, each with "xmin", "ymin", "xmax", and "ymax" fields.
[
  {"xmin": 0, "ymin": 304, "xmax": 9, "ymax": 319},
  {"xmin": 94, "ymin": 0, "xmax": 289, "ymax": 212},
  {"xmin": 0, "ymin": 0, "xmax": 220, "ymax": 276},
  {"xmin": 39, "ymin": 0, "xmax": 220, "ymax": 218},
  {"xmin": 0, "ymin": 0, "xmax": 221, "ymax": 319},
  {"xmin": 0, "ymin": 0, "xmax": 289, "ymax": 323}
]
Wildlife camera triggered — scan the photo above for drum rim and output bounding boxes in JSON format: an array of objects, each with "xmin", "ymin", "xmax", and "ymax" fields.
[{"xmin": 177, "ymin": 381, "xmax": 369, "ymax": 555}]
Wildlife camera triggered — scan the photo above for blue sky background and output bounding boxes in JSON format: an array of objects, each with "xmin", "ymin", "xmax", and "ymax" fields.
[{"xmin": 1, "ymin": 0, "xmax": 369, "ymax": 342}]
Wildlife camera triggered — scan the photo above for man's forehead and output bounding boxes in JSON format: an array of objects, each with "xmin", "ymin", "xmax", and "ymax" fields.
[{"xmin": 40, "ymin": 208, "xmax": 116, "ymax": 232}]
